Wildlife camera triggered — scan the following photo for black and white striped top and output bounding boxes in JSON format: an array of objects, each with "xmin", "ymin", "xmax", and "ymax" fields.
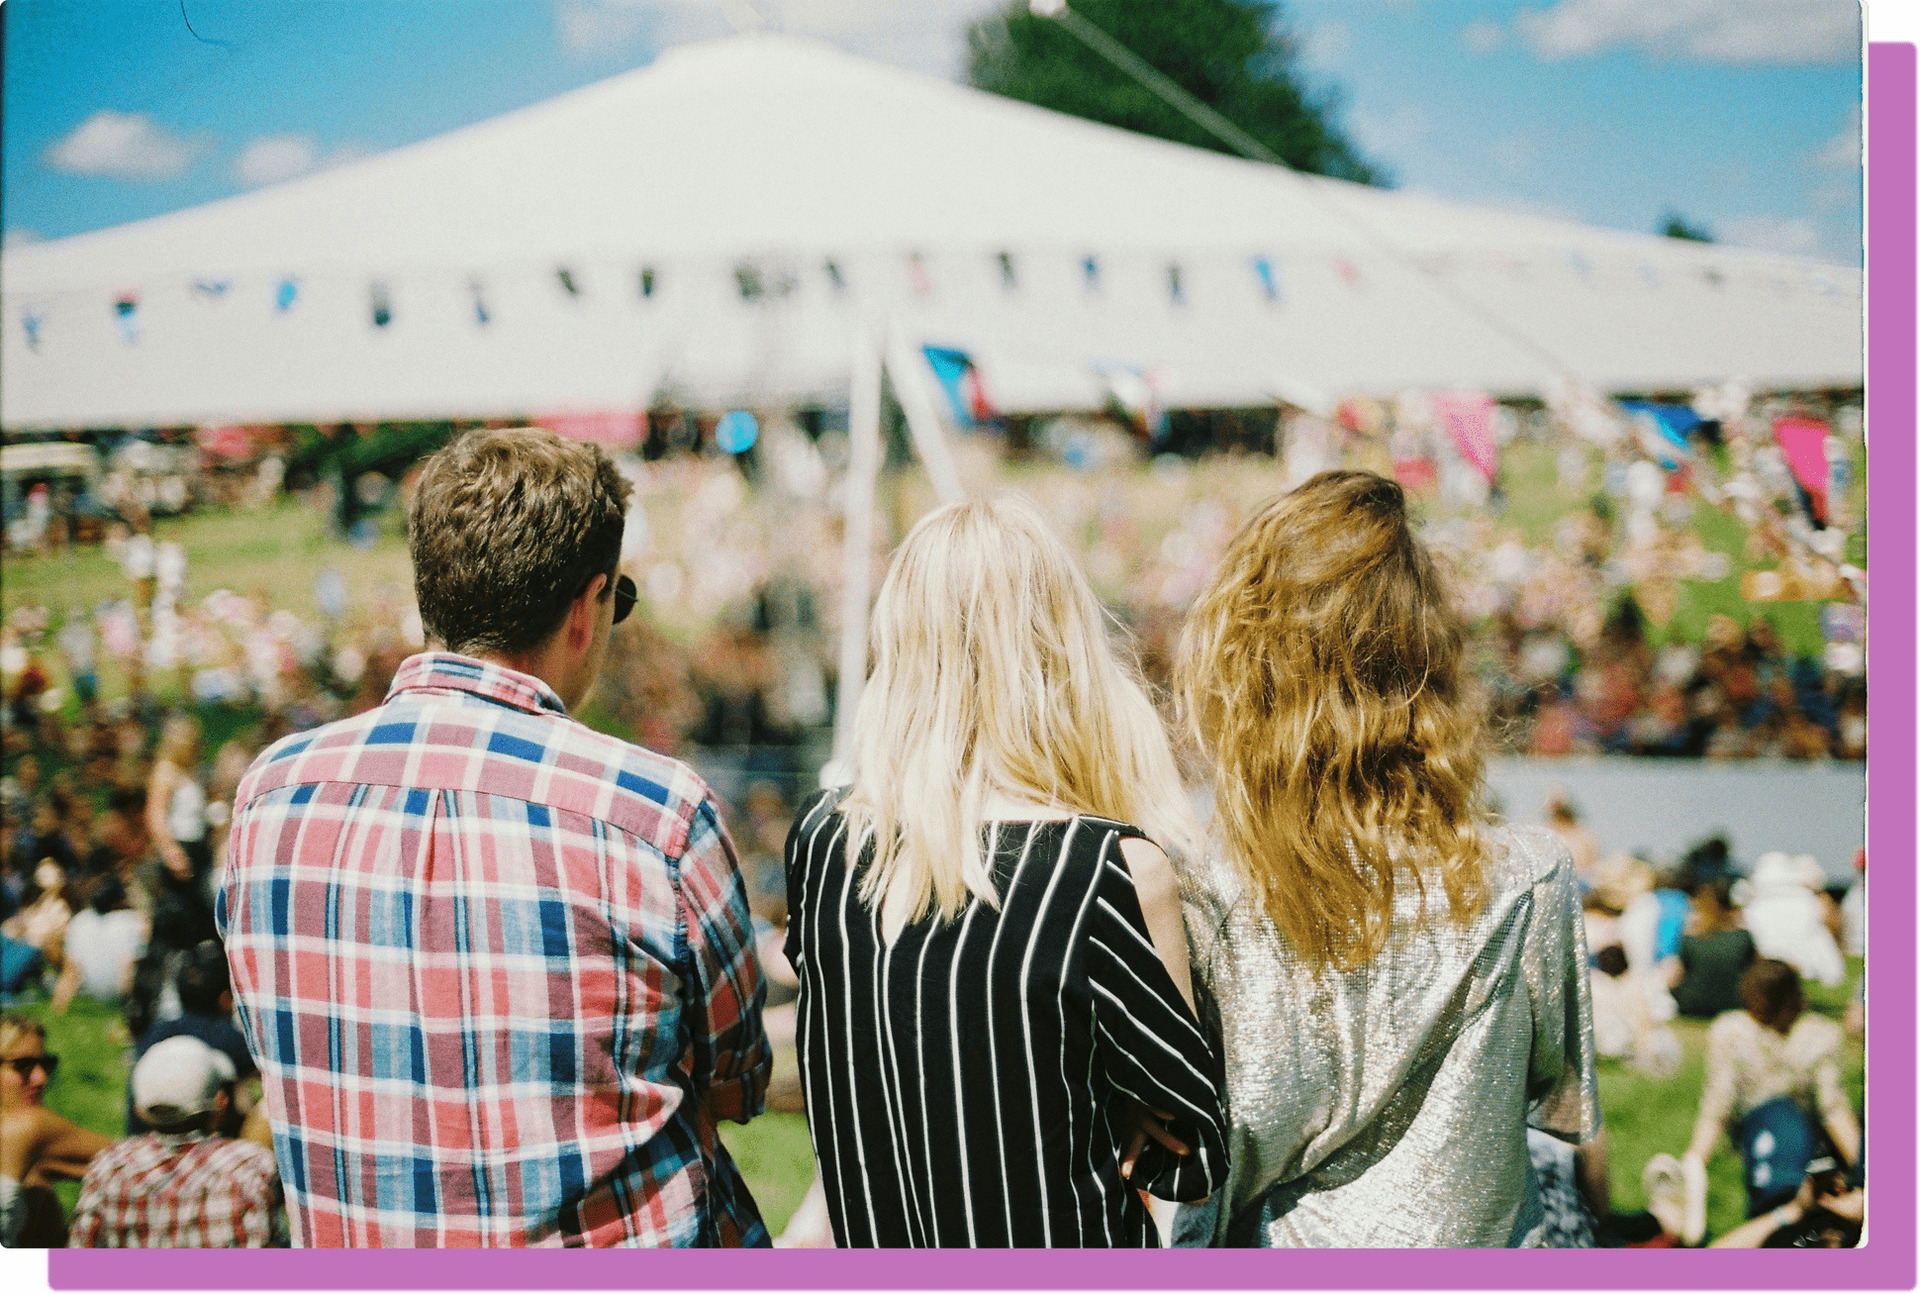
[{"xmin": 783, "ymin": 789, "xmax": 1229, "ymax": 1248}]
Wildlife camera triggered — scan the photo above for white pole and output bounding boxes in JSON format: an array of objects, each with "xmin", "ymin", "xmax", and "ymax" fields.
[
  {"xmin": 826, "ymin": 324, "xmax": 884, "ymax": 783},
  {"xmin": 885, "ymin": 327, "xmax": 966, "ymax": 506}
]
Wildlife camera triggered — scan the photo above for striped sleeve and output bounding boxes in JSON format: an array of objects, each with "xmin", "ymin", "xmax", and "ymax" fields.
[
  {"xmin": 1086, "ymin": 839, "xmax": 1229, "ymax": 1203},
  {"xmin": 679, "ymin": 796, "xmax": 771, "ymax": 1122}
]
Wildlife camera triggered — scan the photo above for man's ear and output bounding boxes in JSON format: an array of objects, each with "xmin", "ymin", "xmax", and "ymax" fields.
[{"xmin": 568, "ymin": 574, "xmax": 609, "ymax": 647}]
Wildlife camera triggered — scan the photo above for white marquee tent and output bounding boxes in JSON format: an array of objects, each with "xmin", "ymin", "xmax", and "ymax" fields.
[{"xmin": 0, "ymin": 33, "xmax": 1862, "ymax": 431}]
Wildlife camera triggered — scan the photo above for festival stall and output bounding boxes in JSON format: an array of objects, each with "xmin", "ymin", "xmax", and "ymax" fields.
[{"xmin": 0, "ymin": 33, "xmax": 1861, "ymax": 432}]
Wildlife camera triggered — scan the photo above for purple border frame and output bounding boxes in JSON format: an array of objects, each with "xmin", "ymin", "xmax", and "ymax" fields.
[{"xmin": 46, "ymin": 42, "xmax": 1918, "ymax": 1293}]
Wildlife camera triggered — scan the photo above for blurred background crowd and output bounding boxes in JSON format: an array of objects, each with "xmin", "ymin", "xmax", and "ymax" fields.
[
  {"xmin": 0, "ymin": 379, "xmax": 1869, "ymax": 1248},
  {"xmin": 0, "ymin": 0, "xmax": 1868, "ymax": 1255}
]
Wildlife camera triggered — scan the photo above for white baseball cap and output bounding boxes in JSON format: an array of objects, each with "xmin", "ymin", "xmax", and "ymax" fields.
[{"xmin": 131, "ymin": 1036, "xmax": 237, "ymax": 1127}]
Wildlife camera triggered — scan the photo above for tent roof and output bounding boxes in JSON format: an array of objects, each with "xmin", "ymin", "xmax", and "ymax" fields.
[{"xmin": 1, "ymin": 34, "xmax": 1861, "ymax": 428}]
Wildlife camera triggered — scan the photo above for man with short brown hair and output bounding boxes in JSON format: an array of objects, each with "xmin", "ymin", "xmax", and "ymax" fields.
[{"xmin": 220, "ymin": 427, "xmax": 771, "ymax": 1247}]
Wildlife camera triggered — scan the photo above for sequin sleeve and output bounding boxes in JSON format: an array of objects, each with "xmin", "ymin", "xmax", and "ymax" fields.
[{"xmin": 1521, "ymin": 830, "xmax": 1603, "ymax": 1142}]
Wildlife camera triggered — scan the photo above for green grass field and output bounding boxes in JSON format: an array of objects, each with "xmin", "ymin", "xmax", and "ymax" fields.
[
  {"xmin": 3, "ymin": 499, "xmax": 415, "ymax": 627},
  {"xmin": 15, "ymin": 955, "xmax": 1862, "ymax": 1241}
]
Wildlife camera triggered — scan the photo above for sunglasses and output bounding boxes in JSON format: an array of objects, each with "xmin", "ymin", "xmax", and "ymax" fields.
[
  {"xmin": 6, "ymin": 1054, "xmax": 58, "ymax": 1080},
  {"xmin": 582, "ymin": 573, "xmax": 638, "ymax": 627}
]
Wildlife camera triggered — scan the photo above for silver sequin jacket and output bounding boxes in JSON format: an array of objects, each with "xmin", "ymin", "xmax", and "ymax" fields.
[{"xmin": 1180, "ymin": 823, "xmax": 1601, "ymax": 1247}]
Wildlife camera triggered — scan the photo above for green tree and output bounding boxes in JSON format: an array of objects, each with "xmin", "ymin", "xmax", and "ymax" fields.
[
  {"xmin": 1661, "ymin": 210, "xmax": 1714, "ymax": 242},
  {"xmin": 966, "ymin": 0, "xmax": 1386, "ymax": 184}
]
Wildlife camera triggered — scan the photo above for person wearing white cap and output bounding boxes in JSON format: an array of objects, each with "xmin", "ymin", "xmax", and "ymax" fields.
[{"xmin": 68, "ymin": 1036, "xmax": 281, "ymax": 1248}]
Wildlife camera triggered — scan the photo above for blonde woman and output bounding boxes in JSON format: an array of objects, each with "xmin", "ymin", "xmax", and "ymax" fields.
[
  {"xmin": 1172, "ymin": 471, "xmax": 1598, "ymax": 1247},
  {"xmin": 2, "ymin": 1014, "xmax": 112, "ymax": 1246},
  {"xmin": 145, "ymin": 714, "xmax": 216, "ymax": 951},
  {"xmin": 784, "ymin": 494, "xmax": 1227, "ymax": 1247}
]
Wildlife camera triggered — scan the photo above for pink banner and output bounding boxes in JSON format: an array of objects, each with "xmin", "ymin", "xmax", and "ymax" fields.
[
  {"xmin": 1433, "ymin": 390, "xmax": 1498, "ymax": 482},
  {"xmin": 1392, "ymin": 456, "xmax": 1438, "ymax": 493},
  {"xmin": 532, "ymin": 408, "xmax": 646, "ymax": 446},
  {"xmin": 194, "ymin": 424, "xmax": 257, "ymax": 461},
  {"xmin": 1773, "ymin": 415, "xmax": 1831, "ymax": 522}
]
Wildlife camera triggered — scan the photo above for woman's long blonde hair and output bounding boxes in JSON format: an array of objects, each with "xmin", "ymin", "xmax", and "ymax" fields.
[
  {"xmin": 1174, "ymin": 470, "xmax": 1487, "ymax": 971},
  {"xmin": 841, "ymin": 494, "xmax": 1199, "ymax": 929}
]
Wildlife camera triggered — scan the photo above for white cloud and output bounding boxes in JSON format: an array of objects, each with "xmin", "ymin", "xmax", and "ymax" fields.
[
  {"xmin": 1815, "ymin": 105, "xmax": 1860, "ymax": 170},
  {"xmin": 1808, "ymin": 177, "xmax": 1857, "ymax": 213},
  {"xmin": 232, "ymin": 134, "xmax": 377, "ymax": 188},
  {"xmin": 1514, "ymin": 0, "xmax": 1859, "ymax": 64},
  {"xmin": 3, "ymin": 228, "xmax": 43, "ymax": 250},
  {"xmin": 1461, "ymin": 18, "xmax": 1505, "ymax": 53},
  {"xmin": 1300, "ymin": 20, "xmax": 1352, "ymax": 69},
  {"xmin": 1720, "ymin": 214, "xmax": 1824, "ymax": 256},
  {"xmin": 44, "ymin": 110, "xmax": 210, "ymax": 181}
]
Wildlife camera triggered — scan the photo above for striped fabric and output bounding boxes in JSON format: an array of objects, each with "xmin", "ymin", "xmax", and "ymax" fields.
[
  {"xmin": 784, "ymin": 791, "xmax": 1229, "ymax": 1247},
  {"xmin": 69, "ymin": 1132, "xmax": 281, "ymax": 1248},
  {"xmin": 218, "ymin": 652, "xmax": 770, "ymax": 1248}
]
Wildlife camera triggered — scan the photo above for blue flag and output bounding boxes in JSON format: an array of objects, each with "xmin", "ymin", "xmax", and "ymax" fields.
[
  {"xmin": 1618, "ymin": 400, "xmax": 1702, "ymax": 469},
  {"xmin": 922, "ymin": 346, "xmax": 978, "ymax": 427}
]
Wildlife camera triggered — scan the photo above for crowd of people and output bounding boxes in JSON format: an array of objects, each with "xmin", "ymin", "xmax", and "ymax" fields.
[{"xmin": 0, "ymin": 401, "xmax": 1868, "ymax": 1251}]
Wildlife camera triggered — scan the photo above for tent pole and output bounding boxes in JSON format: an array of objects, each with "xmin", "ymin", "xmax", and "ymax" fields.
[
  {"xmin": 826, "ymin": 324, "xmax": 885, "ymax": 784},
  {"xmin": 885, "ymin": 326, "xmax": 966, "ymax": 506}
]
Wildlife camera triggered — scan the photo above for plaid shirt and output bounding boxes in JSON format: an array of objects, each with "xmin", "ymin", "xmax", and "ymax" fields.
[
  {"xmin": 69, "ymin": 1132, "xmax": 281, "ymax": 1248},
  {"xmin": 218, "ymin": 653, "xmax": 770, "ymax": 1248}
]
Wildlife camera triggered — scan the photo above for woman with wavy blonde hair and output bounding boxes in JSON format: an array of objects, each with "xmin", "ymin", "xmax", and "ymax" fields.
[
  {"xmin": 784, "ymin": 493, "xmax": 1227, "ymax": 1247},
  {"xmin": 1172, "ymin": 469, "xmax": 1599, "ymax": 1248}
]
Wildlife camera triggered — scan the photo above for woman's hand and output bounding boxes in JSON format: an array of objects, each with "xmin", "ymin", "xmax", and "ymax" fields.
[
  {"xmin": 1116, "ymin": 1094, "xmax": 1189, "ymax": 1180},
  {"xmin": 161, "ymin": 839, "xmax": 194, "ymax": 880}
]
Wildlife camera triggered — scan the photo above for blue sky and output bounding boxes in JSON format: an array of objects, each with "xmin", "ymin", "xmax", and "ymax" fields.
[{"xmin": 1, "ymin": 0, "xmax": 1864, "ymax": 262}]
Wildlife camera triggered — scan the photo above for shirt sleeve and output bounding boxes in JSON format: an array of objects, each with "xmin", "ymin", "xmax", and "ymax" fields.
[
  {"xmin": 1086, "ymin": 834, "xmax": 1230, "ymax": 1203},
  {"xmin": 1809, "ymin": 1023, "xmax": 1853, "ymax": 1133},
  {"xmin": 1696, "ymin": 1016, "xmax": 1740, "ymax": 1136},
  {"xmin": 1524, "ymin": 834, "xmax": 1604, "ymax": 1141},
  {"xmin": 677, "ymin": 797, "xmax": 771, "ymax": 1122},
  {"xmin": 781, "ymin": 788, "xmax": 840, "ymax": 972},
  {"xmin": 235, "ymin": 1146, "xmax": 282, "ymax": 1247},
  {"xmin": 67, "ymin": 1163, "xmax": 107, "ymax": 1248}
]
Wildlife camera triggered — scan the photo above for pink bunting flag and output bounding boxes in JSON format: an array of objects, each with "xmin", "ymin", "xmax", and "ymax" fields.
[
  {"xmin": 1433, "ymin": 390, "xmax": 1499, "ymax": 482},
  {"xmin": 1773, "ymin": 416, "xmax": 1831, "ymax": 522},
  {"xmin": 533, "ymin": 408, "xmax": 646, "ymax": 446},
  {"xmin": 195, "ymin": 424, "xmax": 255, "ymax": 461},
  {"xmin": 1392, "ymin": 457, "xmax": 1438, "ymax": 493}
]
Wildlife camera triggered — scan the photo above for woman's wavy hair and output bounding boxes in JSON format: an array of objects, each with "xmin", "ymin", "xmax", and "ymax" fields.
[
  {"xmin": 1174, "ymin": 469, "xmax": 1487, "ymax": 970},
  {"xmin": 840, "ymin": 493, "xmax": 1199, "ymax": 935}
]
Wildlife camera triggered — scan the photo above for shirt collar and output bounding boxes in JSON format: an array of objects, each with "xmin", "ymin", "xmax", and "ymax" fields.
[
  {"xmin": 385, "ymin": 652, "xmax": 570, "ymax": 718},
  {"xmin": 149, "ymin": 1127, "xmax": 212, "ymax": 1149}
]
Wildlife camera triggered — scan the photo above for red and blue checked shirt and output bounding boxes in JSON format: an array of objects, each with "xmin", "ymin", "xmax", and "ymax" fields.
[
  {"xmin": 218, "ymin": 652, "xmax": 771, "ymax": 1248},
  {"xmin": 69, "ymin": 1132, "xmax": 282, "ymax": 1248}
]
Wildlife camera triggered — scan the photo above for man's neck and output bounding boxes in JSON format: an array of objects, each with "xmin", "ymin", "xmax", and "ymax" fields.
[{"xmin": 460, "ymin": 647, "xmax": 577, "ymax": 711}]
